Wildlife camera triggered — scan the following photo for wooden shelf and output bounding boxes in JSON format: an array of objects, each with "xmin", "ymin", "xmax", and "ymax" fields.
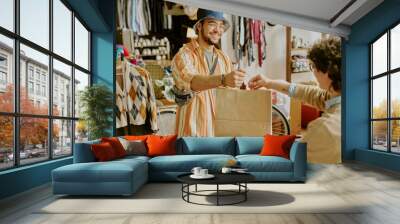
[
  {"xmin": 134, "ymin": 45, "xmax": 167, "ymax": 48},
  {"xmin": 142, "ymin": 54, "xmax": 169, "ymax": 57},
  {"xmin": 291, "ymin": 48, "xmax": 309, "ymax": 51}
]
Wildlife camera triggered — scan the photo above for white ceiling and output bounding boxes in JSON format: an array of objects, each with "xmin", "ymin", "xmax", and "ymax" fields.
[
  {"xmin": 168, "ymin": 0, "xmax": 384, "ymax": 38},
  {"xmin": 224, "ymin": 0, "xmax": 352, "ymax": 23}
]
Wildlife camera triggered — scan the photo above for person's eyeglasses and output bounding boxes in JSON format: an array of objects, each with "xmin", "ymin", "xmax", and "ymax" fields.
[{"xmin": 206, "ymin": 22, "xmax": 226, "ymax": 31}]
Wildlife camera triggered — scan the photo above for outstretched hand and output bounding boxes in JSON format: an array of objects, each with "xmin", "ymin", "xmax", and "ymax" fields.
[
  {"xmin": 248, "ymin": 74, "xmax": 270, "ymax": 90},
  {"xmin": 224, "ymin": 69, "xmax": 246, "ymax": 88}
]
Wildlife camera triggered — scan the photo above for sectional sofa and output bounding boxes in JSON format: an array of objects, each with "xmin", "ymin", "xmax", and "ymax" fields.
[{"xmin": 52, "ymin": 137, "xmax": 307, "ymax": 196}]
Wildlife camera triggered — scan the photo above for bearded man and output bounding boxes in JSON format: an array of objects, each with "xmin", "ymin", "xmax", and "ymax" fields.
[{"xmin": 171, "ymin": 9, "xmax": 246, "ymax": 137}]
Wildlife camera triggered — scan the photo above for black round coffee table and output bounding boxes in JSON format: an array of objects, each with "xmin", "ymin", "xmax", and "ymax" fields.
[{"xmin": 177, "ymin": 173, "xmax": 255, "ymax": 206}]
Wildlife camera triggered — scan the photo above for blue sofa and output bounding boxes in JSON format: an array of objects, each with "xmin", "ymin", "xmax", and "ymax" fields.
[{"xmin": 52, "ymin": 137, "xmax": 307, "ymax": 196}]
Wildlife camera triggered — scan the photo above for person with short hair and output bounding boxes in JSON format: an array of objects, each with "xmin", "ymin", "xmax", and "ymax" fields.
[{"xmin": 249, "ymin": 37, "xmax": 342, "ymax": 164}]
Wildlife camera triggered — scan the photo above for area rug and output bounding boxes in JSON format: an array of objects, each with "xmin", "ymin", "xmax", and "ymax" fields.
[{"xmin": 37, "ymin": 183, "xmax": 362, "ymax": 214}]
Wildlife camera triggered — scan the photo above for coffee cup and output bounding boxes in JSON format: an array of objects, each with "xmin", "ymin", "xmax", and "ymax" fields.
[
  {"xmin": 191, "ymin": 167, "xmax": 202, "ymax": 176},
  {"xmin": 221, "ymin": 167, "xmax": 232, "ymax": 174},
  {"xmin": 200, "ymin": 169, "xmax": 208, "ymax": 176}
]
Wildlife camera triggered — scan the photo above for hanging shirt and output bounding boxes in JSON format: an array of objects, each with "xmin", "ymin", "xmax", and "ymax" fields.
[
  {"xmin": 116, "ymin": 59, "xmax": 158, "ymax": 131},
  {"xmin": 171, "ymin": 39, "xmax": 233, "ymax": 137},
  {"xmin": 290, "ymin": 84, "xmax": 342, "ymax": 164}
]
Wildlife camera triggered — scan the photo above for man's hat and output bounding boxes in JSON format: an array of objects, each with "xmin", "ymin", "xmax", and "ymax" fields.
[{"xmin": 194, "ymin": 9, "xmax": 230, "ymax": 32}]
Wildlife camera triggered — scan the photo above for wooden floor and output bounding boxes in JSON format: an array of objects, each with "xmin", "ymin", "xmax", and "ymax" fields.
[{"xmin": 1, "ymin": 162, "xmax": 400, "ymax": 224}]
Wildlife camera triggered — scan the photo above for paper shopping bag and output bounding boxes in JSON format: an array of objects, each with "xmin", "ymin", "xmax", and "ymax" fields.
[{"xmin": 215, "ymin": 88, "xmax": 272, "ymax": 137}]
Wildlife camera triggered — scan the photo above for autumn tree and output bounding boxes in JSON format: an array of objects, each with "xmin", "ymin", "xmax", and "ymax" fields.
[
  {"xmin": 0, "ymin": 84, "xmax": 59, "ymax": 152},
  {"xmin": 372, "ymin": 99, "xmax": 400, "ymax": 143}
]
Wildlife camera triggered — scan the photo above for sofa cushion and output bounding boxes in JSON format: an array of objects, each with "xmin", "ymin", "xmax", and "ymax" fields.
[
  {"xmin": 177, "ymin": 137, "xmax": 236, "ymax": 155},
  {"xmin": 52, "ymin": 159, "xmax": 147, "ymax": 183},
  {"xmin": 260, "ymin": 135, "xmax": 296, "ymax": 159},
  {"xmin": 124, "ymin": 135, "xmax": 149, "ymax": 141},
  {"xmin": 236, "ymin": 155, "xmax": 293, "ymax": 172},
  {"xmin": 147, "ymin": 135, "xmax": 177, "ymax": 157},
  {"xmin": 118, "ymin": 137, "xmax": 147, "ymax": 156},
  {"xmin": 115, "ymin": 155, "xmax": 150, "ymax": 164},
  {"xmin": 91, "ymin": 142, "xmax": 118, "ymax": 161},
  {"xmin": 235, "ymin": 137, "xmax": 264, "ymax": 155},
  {"xmin": 148, "ymin": 154, "xmax": 235, "ymax": 172},
  {"xmin": 101, "ymin": 137, "xmax": 127, "ymax": 158}
]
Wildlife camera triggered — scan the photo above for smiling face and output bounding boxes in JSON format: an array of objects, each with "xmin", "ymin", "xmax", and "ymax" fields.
[{"xmin": 197, "ymin": 18, "xmax": 225, "ymax": 46}]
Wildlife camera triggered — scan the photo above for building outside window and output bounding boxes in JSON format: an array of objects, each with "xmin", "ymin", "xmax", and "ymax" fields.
[
  {"xmin": 371, "ymin": 23, "xmax": 400, "ymax": 154},
  {"xmin": 0, "ymin": 0, "xmax": 91, "ymax": 170}
]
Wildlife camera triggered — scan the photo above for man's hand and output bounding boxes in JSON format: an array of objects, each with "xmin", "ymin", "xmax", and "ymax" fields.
[
  {"xmin": 248, "ymin": 74, "xmax": 270, "ymax": 90},
  {"xmin": 224, "ymin": 69, "xmax": 246, "ymax": 88}
]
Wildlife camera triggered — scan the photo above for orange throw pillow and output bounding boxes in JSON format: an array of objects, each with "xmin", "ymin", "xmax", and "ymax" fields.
[
  {"xmin": 124, "ymin": 135, "xmax": 149, "ymax": 141},
  {"xmin": 260, "ymin": 134, "xmax": 296, "ymax": 159},
  {"xmin": 146, "ymin": 135, "xmax": 177, "ymax": 157},
  {"xmin": 91, "ymin": 142, "xmax": 117, "ymax": 161},
  {"xmin": 101, "ymin": 137, "xmax": 126, "ymax": 158}
]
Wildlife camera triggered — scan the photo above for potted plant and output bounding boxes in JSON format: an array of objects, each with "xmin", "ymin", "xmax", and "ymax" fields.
[{"xmin": 79, "ymin": 84, "xmax": 113, "ymax": 140}]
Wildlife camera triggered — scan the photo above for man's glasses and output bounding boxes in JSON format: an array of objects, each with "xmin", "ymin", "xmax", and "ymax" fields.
[{"xmin": 206, "ymin": 22, "xmax": 226, "ymax": 31}]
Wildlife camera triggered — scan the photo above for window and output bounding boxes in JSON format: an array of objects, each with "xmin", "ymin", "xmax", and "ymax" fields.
[
  {"xmin": 75, "ymin": 18, "xmax": 90, "ymax": 70},
  {"xmin": 371, "ymin": 23, "xmax": 400, "ymax": 154},
  {"xmin": 35, "ymin": 70, "xmax": 41, "ymax": 81},
  {"xmin": 0, "ymin": 54, "xmax": 7, "ymax": 67},
  {"xmin": 0, "ymin": 116, "xmax": 13, "ymax": 170},
  {"xmin": 0, "ymin": 0, "xmax": 91, "ymax": 170},
  {"xmin": 53, "ymin": 59, "xmax": 72, "ymax": 117},
  {"xmin": 53, "ymin": 119, "xmax": 72, "ymax": 158},
  {"xmin": 36, "ymin": 83, "xmax": 40, "ymax": 95},
  {"xmin": 42, "ymin": 85, "xmax": 46, "ymax": 97},
  {"xmin": 53, "ymin": 0, "xmax": 72, "ymax": 60},
  {"xmin": 41, "ymin": 73, "xmax": 46, "ymax": 83},
  {"xmin": 0, "ymin": 35, "xmax": 13, "ymax": 113},
  {"xmin": 0, "ymin": 0, "xmax": 14, "ymax": 32},
  {"xmin": 0, "ymin": 54, "xmax": 7, "ymax": 86},
  {"xmin": 28, "ymin": 67, "xmax": 34, "ymax": 80},
  {"xmin": 74, "ymin": 69, "xmax": 89, "ymax": 118},
  {"xmin": 28, "ymin": 81, "xmax": 34, "ymax": 94},
  {"xmin": 20, "ymin": 0, "xmax": 49, "ymax": 49}
]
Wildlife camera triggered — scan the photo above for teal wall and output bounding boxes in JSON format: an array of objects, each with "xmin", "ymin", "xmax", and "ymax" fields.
[
  {"xmin": 0, "ymin": 158, "xmax": 72, "ymax": 199},
  {"xmin": 92, "ymin": 31, "xmax": 115, "ymax": 136},
  {"xmin": 0, "ymin": 0, "xmax": 115, "ymax": 200},
  {"xmin": 344, "ymin": 0, "xmax": 400, "ymax": 171}
]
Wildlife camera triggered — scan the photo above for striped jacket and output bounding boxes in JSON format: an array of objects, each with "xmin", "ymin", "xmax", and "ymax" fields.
[{"xmin": 171, "ymin": 39, "xmax": 233, "ymax": 137}]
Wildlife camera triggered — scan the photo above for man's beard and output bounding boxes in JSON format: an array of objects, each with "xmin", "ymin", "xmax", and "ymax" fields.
[{"xmin": 201, "ymin": 29, "xmax": 219, "ymax": 46}]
